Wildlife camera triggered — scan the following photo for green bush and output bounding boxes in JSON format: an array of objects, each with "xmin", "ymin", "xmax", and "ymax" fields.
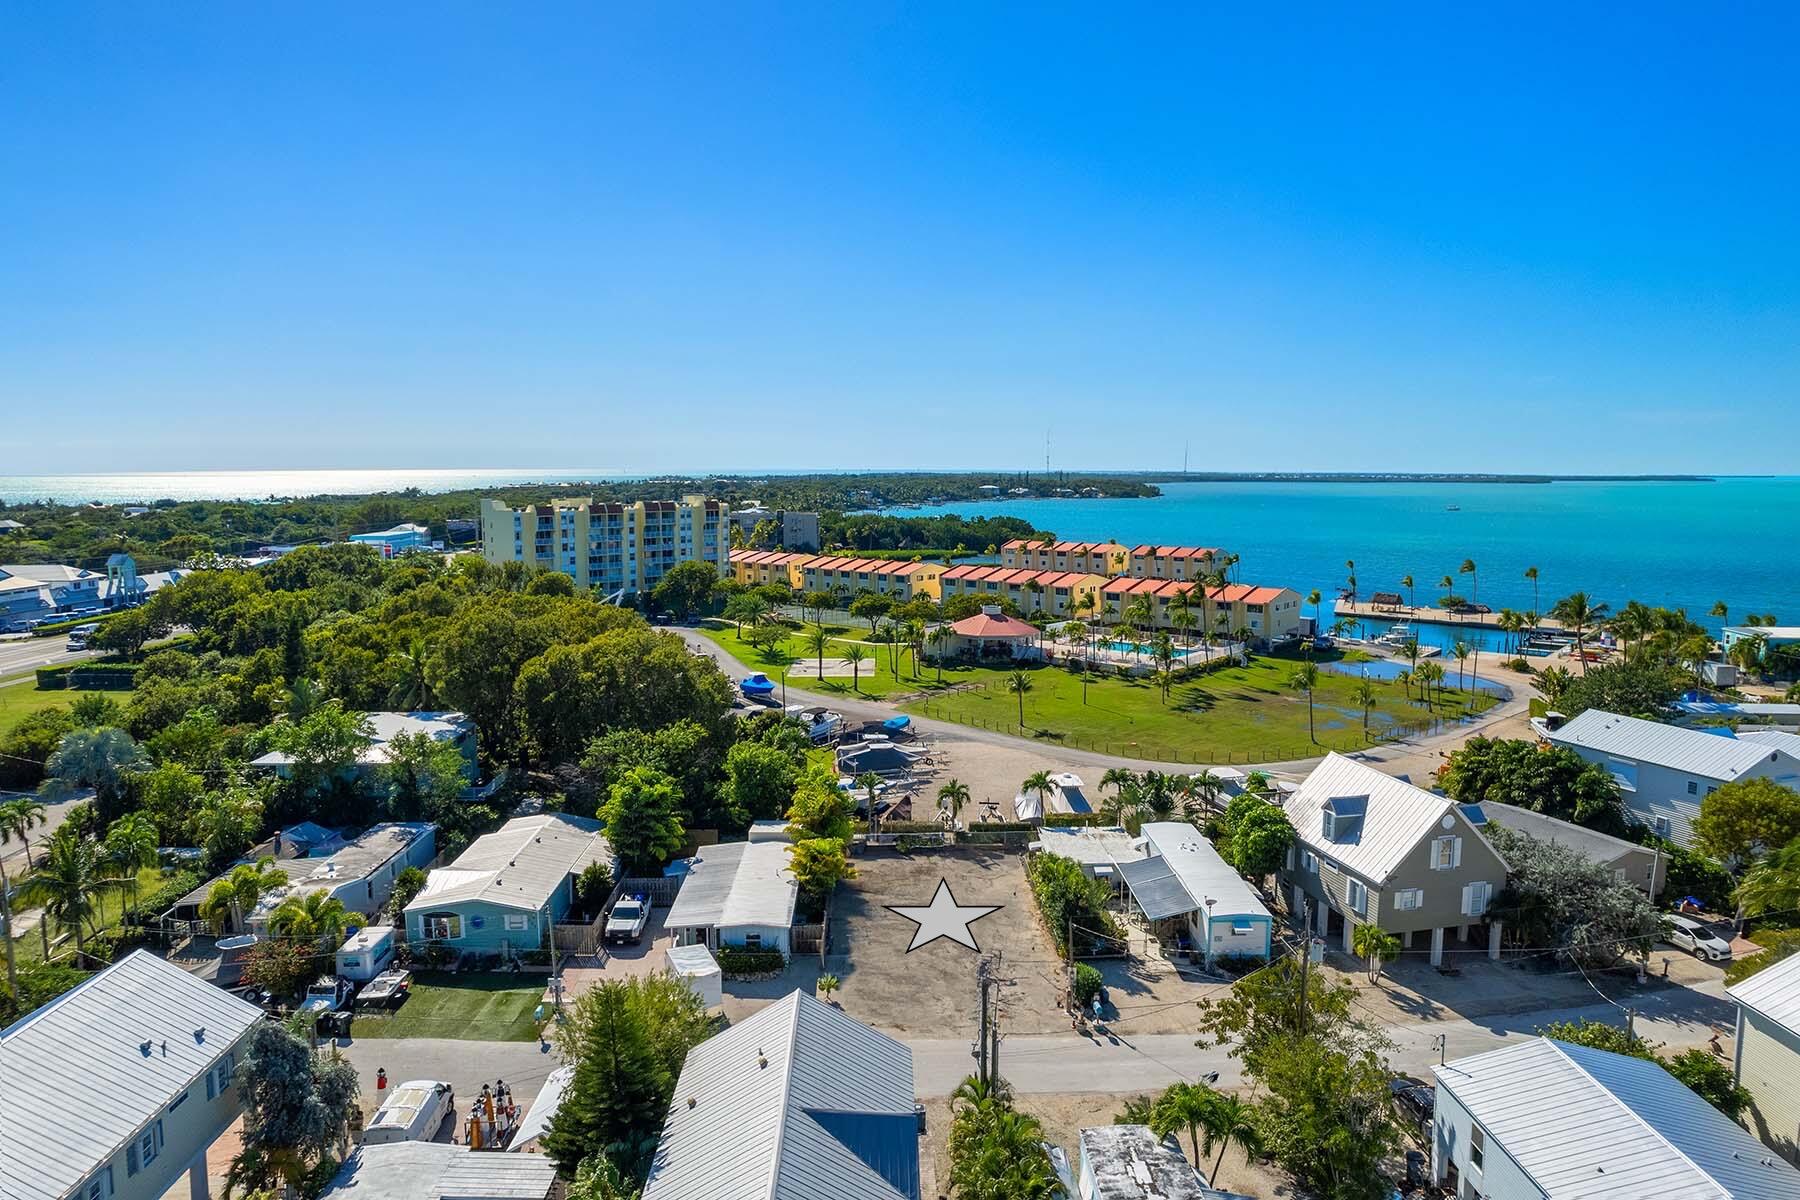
[
  {"xmin": 34, "ymin": 663, "xmax": 139, "ymax": 690},
  {"xmin": 1026, "ymin": 851, "xmax": 1122, "ymax": 957},
  {"xmin": 1726, "ymin": 933, "xmax": 1800, "ymax": 986},
  {"xmin": 122, "ymin": 869, "xmax": 202, "ymax": 927},
  {"xmin": 1072, "ymin": 962, "xmax": 1103, "ymax": 1006},
  {"xmin": 716, "ymin": 945, "xmax": 787, "ymax": 976},
  {"xmin": 0, "ymin": 961, "xmax": 92, "ymax": 1025}
]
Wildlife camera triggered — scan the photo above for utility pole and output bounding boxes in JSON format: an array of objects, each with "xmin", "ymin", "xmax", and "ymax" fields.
[
  {"xmin": 1297, "ymin": 897, "xmax": 1311, "ymax": 1034},
  {"xmin": 989, "ymin": 952, "xmax": 1003, "ymax": 1085},
  {"xmin": 976, "ymin": 958, "xmax": 993, "ymax": 1086},
  {"xmin": 1626, "ymin": 1006, "xmax": 1637, "ymax": 1045}
]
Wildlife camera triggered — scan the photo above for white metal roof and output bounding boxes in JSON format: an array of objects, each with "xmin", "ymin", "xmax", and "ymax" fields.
[
  {"xmin": 508, "ymin": 1065, "xmax": 574, "ymax": 1151},
  {"xmin": 0, "ymin": 951, "xmax": 266, "ymax": 1200},
  {"xmin": 404, "ymin": 813, "xmax": 610, "ymax": 914},
  {"xmin": 253, "ymin": 710, "xmax": 473, "ymax": 768},
  {"xmin": 253, "ymin": 822, "xmax": 433, "ymax": 918},
  {"xmin": 321, "ymin": 1141, "xmax": 558, "ymax": 1200},
  {"xmin": 1433, "ymin": 1037, "xmax": 1800, "ymax": 1199},
  {"xmin": 664, "ymin": 840, "xmax": 798, "ymax": 932},
  {"xmin": 1728, "ymin": 950, "xmax": 1800, "ymax": 1038},
  {"xmin": 1549, "ymin": 709, "xmax": 1788, "ymax": 781},
  {"xmin": 1737, "ymin": 728, "xmax": 1800, "ymax": 759},
  {"xmin": 1477, "ymin": 801, "xmax": 1644, "ymax": 865},
  {"xmin": 1035, "ymin": 825, "xmax": 1140, "ymax": 869},
  {"xmin": 1142, "ymin": 823, "xmax": 1270, "ymax": 920},
  {"xmin": 666, "ymin": 942, "xmax": 722, "ymax": 978},
  {"xmin": 643, "ymin": 990, "xmax": 918, "ymax": 1200},
  {"xmin": 1285, "ymin": 754, "xmax": 1500, "ymax": 886}
]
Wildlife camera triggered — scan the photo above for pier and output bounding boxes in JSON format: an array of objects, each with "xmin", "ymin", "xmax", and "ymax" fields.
[{"xmin": 1333, "ymin": 598, "xmax": 1566, "ymax": 633}]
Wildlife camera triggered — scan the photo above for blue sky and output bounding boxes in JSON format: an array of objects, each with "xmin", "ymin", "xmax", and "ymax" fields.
[{"xmin": 3, "ymin": 5, "xmax": 1797, "ymax": 474}]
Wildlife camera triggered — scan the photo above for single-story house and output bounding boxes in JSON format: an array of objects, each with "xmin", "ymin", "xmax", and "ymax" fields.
[
  {"xmin": 1033, "ymin": 825, "xmax": 1141, "ymax": 890},
  {"xmin": 1723, "ymin": 625, "xmax": 1800, "ymax": 660},
  {"xmin": 1471, "ymin": 801, "xmax": 1666, "ymax": 897},
  {"xmin": 1432, "ymin": 1036, "xmax": 1800, "ymax": 1198},
  {"xmin": 1541, "ymin": 709, "xmax": 1800, "ymax": 848},
  {"xmin": 403, "ymin": 813, "xmax": 613, "ymax": 956},
  {"xmin": 1280, "ymin": 753, "xmax": 1510, "ymax": 966},
  {"xmin": 249, "ymin": 822, "xmax": 436, "ymax": 931},
  {"xmin": 935, "ymin": 606, "xmax": 1043, "ymax": 661},
  {"xmin": 665, "ymin": 840, "xmax": 798, "ymax": 955},
  {"xmin": 0, "ymin": 951, "xmax": 265, "ymax": 1200},
  {"xmin": 1728, "ymin": 950, "xmax": 1800, "ymax": 1163},
  {"xmin": 319, "ymin": 1141, "xmax": 557, "ymax": 1200},
  {"xmin": 643, "ymin": 990, "xmax": 920, "ymax": 1200},
  {"xmin": 252, "ymin": 710, "xmax": 477, "ymax": 783},
  {"xmin": 1077, "ymin": 1124, "xmax": 1250, "ymax": 1200},
  {"xmin": 508, "ymin": 1066, "xmax": 574, "ymax": 1154}
]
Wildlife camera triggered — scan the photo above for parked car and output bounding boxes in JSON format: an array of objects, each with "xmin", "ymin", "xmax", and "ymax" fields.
[
  {"xmin": 1389, "ymin": 1075, "xmax": 1435, "ymax": 1123},
  {"xmin": 1665, "ymin": 914, "xmax": 1733, "ymax": 961},
  {"xmin": 65, "ymin": 623, "xmax": 100, "ymax": 650},
  {"xmin": 605, "ymin": 894, "xmax": 651, "ymax": 945},
  {"xmin": 298, "ymin": 974, "xmax": 357, "ymax": 1016}
]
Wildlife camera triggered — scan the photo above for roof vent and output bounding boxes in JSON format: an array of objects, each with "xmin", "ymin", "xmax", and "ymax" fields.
[
  {"xmin": 140, "ymin": 1040, "xmax": 153, "ymax": 1056},
  {"xmin": 193, "ymin": 1027, "xmax": 206, "ymax": 1044},
  {"xmin": 688, "ymin": 1097, "xmax": 696, "ymax": 1109}
]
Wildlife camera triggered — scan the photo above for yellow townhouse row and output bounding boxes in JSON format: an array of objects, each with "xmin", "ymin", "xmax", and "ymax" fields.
[
  {"xmin": 999, "ymin": 538, "xmax": 1231, "ymax": 582},
  {"xmin": 942, "ymin": 565, "xmax": 1303, "ymax": 646},
  {"xmin": 730, "ymin": 550, "xmax": 943, "ymax": 601}
]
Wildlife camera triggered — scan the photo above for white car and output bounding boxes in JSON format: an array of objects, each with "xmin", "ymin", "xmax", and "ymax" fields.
[{"xmin": 1665, "ymin": 914, "xmax": 1733, "ymax": 962}]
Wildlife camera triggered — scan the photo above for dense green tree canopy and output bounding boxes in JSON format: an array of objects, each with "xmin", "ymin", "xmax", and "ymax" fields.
[{"xmin": 1437, "ymin": 737, "xmax": 1629, "ymax": 834}]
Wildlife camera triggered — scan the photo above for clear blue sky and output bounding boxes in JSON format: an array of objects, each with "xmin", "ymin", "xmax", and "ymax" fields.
[{"xmin": 4, "ymin": 5, "xmax": 1797, "ymax": 475}]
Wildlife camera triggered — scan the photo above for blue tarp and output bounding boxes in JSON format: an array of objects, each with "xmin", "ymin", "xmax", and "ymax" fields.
[
  {"xmin": 882, "ymin": 716, "xmax": 911, "ymax": 731},
  {"xmin": 740, "ymin": 673, "xmax": 775, "ymax": 695}
]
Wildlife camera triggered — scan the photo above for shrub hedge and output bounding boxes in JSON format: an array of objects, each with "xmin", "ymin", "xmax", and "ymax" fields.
[
  {"xmin": 35, "ymin": 663, "xmax": 139, "ymax": 690},
  {"xmin": 716, "ymin": 945, "xmax": 787, "ymax": 976}
]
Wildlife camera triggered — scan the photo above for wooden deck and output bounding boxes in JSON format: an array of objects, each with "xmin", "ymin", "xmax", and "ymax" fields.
[{"xmin": 1333, "ymin": 599, "xmax": 1566, "ymax": 632}]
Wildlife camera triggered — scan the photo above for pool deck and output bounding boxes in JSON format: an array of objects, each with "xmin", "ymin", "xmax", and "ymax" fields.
[{"xmin": 1334, "ymin": 599, "xmax": 1567, "ymax": 632}]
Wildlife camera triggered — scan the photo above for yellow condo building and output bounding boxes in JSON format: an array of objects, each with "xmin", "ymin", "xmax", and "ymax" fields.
[
  {"xmin": 479, "ymin": 495, "xmax": 727, "ymax": 596},
  {"xmin": 729, "ymin": 551, "xmax": 943, "ymax": 602}
]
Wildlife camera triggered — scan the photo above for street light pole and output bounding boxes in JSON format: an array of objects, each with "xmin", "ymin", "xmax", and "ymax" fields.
[{"xmin": 1203, "ymin": 897, "xmax": 1217, "ymax": 975}]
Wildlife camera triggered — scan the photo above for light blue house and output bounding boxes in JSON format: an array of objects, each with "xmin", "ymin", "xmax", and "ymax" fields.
[
  {"xmin": 1123, "ymin": 822, "xmax": 1274, "ymax": 961},
  {"xmin": 348, "ymin": 523, "xmax": 432, "ymax": 557},
  {"xmin": 404, "ymin": 813, "xmax": 612, "ymax": 957}
]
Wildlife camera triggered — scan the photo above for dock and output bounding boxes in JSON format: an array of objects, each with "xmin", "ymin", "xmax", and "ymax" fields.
[{"xmin": 1333, "ymin": 599, "xmax": 1566, "ymax": 633}]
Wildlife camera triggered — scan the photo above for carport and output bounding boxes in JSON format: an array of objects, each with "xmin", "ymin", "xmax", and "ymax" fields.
[{"xmin": 1117, "ymin": 856, "xmax": 1195, "ymax": 926}]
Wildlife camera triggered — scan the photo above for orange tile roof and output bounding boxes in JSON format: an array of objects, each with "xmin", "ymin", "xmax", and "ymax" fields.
[
  {"xmin": 949, "ymin": 611, "xmax": 1040, "ymax": 639},
  {"xmin": 1128, "ymin": 544, "xmax": 1221, "ymax": 559}
]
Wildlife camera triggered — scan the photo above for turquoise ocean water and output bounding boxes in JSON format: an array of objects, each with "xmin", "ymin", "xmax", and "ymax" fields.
[{"xmin": 900, "ymin": 478, "xmax": 1800, "ymax": 650}]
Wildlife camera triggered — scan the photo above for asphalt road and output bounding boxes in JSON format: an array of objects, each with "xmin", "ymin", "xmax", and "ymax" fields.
[
  {"xmin": 0, "ymin": 635, "xmax": 95, "ymax": 682},
  {"xmin": 329, "ymin": 978, "xmax": 1731, "ymax": 1104}
]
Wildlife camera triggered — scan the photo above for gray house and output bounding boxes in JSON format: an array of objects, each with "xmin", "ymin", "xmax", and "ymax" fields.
[
  {"xmin": 1279, "ymin": 754, "xmax": 1510, "ymax": 966},
  {"xmin": 1729, "ymin": 950, "xmax": 1800, "ymax": 1163},
  {"xmin": 643, "ymin": 989, "xmax": 919, "ymax": 1200},
  {"xmin": 0, "ymin": 951, "xmax": 266, "ymax": 1200},
  {"xmin": 1473, "ymin": 801, "xmax": 1666, "ymax": 898},
  {"xmin": 1541, "ymin": 709, "xmax": 1800, "ymax": 849}
]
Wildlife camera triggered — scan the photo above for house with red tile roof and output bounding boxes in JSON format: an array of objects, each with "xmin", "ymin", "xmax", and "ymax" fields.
[
  {"xmin": 1126, "ymin": 544, "xmax": 1226, "ymax": 582},
  {"xmin": 1099, "ymin": 577, "xmax": 1302, "ymax": 646},
  {"xmin": 795, "ymin": 555, "xmax": 944, "ymax": 602},
  {"xmin": 938, "ymin": 606, "xmax": 1043, "ymax": 661},
  {"xmin": 999, "ymin": 539, "xmax": 1130, "ymax": 576}
]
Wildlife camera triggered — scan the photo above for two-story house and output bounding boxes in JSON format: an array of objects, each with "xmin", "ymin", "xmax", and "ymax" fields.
[
  {"xmin": 1279, "ymin": 754, "xmax": 1510, "ymax": 967},
  {"xmin": 1542, "ymin": 709, "xmax": 1800, "ymax": 849},
  {"xmin": 0, "ymin": 951, "xmax": 266, "ymax": 1200}
]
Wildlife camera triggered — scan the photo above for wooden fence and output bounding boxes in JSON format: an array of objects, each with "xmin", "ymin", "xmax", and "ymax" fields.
[{"xmin": 618, "ymin": 875, "xmax": 684, "ymax": 906}]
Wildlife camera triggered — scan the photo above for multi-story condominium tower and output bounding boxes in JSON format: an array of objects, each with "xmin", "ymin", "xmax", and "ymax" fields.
[{"xmin": 479, "ymin": 495, "xmax": 727, "ymax": 596}]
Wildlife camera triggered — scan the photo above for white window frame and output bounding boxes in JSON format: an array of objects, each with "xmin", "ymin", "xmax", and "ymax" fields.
[
  {"xmin": 503, "ymin": 913, "xmax": 528, "ymax": 932},
  {"xmin": 81, "ymin": 1167, "xmax": 114, "ymax": 1200},
  {"xmin": 1395, "ymin": 887, "xmax": 1423, "ymax": 911},
  {"xmin": 744, "ymin": 932, "xmax": 763, "ymax": 950},
  {"xmin": 1470, "ymin": 1123, "xmax": 1486, "ymax": 1171},
  {"xmin": 1432, "ymin": 836, "xmax": 1462, "ymax": 871},
  {"xmin": 1301, "ymin": 850, "xmax": 1318, "ymax": 873},
  {"xmin": 1346, "ymin": 878, "xmax": 1367, "ymax": 915},
  {"xmin": 1462, "ymin": 880, "xmax": 1491, "ymax": 917},
  {"xmin": 423, "ymin": 913, "xmax": 463, "ymax": 940}
]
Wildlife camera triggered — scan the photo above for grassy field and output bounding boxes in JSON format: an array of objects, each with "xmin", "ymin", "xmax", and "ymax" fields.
[
  {"xmin": 8, "ymin": 865, "xmax": 169, "ymax": 964},
  {"xmin": 697, "ymin": 620, "xmax": 974, "ymax": 699},
  {"xmin": 0, "ymin": 677, "xmax": 69, "ymax": 739},
  {"xmin": 352, "ymin": 972, "xmax": 545, "ymax": 1041},
  {"xmin": 903, "ymin": 650, "xmax": 1498, "ymax": 764}
]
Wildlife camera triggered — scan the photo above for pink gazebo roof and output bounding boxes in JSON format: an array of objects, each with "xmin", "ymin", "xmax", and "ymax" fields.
[{"xmin": 948, "ymin": 611, "xmax": 1040, "ymax": 640}]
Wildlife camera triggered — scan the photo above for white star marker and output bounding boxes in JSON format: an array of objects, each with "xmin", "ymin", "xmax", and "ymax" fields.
[{"xmin": 886, "ymin": 879, "xmax": 1002, "ymax": 953}]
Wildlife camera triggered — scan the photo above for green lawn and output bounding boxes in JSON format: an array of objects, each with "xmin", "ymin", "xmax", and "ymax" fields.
[
  {"xmin": 902, "ymin": 650, "xmax": 1498, "ymax": 764},
  {"xmin": 0, "ymin": 677, "xmax": 69, "ymax": 739},
  {"xmin": 698, "ymin": 620, "xmax": 975, "ymax": 699},
  {"xmin": 352, "ymin": 972, "xmax": 545, "ymax": 1042},
  {"xmin": 9, "ymin": 866, "xmax": 169, "ymax": 964}
]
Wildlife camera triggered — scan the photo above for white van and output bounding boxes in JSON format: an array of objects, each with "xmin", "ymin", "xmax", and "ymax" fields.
[{"xmin": 363, "ymin": 1080, "xmax": 455, "ymax": 1145}]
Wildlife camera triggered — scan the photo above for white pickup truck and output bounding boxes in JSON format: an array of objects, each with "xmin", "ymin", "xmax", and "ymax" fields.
[{"xmin": 605, "ymin": 894, "xmax": 651, "ymax": 945}]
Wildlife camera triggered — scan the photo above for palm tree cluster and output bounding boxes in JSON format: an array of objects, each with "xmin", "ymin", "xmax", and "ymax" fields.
[
  {"xmin": 947, "ymin": 1075, "xmax": 1061, "ymax": 1200},
  {"xmin": 8, "ymin": 809, "xmax": 173, "ymax": 971},
  {"xmin": 1096, "ymin": 768, "xmax": 1223, "ymax": 833},
  {"xmin": 1134, "ymin": 1079, "xmax": 1265, "ymax": 1186}
]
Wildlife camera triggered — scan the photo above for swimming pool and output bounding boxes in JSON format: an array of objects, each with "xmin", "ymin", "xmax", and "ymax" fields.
[
  {"xmin": 1320, "ymin": 657, "xmax": 1507, "ymax": 694},
  {"xmin": 1105, "ymin": 640, "xmax": 1197, "ymax": 658}
]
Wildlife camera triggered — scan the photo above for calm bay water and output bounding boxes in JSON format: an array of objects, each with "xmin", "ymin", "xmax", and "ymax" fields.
[{"xmin": 903, "ymin": 478, "xmax": 1800, "ymax": 643}]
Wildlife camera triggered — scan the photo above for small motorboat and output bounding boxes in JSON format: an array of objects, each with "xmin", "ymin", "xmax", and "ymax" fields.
[{"xmin": 739, "ymin": 673, "xmax": 776, "ymax": 700}]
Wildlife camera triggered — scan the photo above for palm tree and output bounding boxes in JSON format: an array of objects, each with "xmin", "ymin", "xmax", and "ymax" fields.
[
  {"xmin": 1135, "ymin": 771, "xmax": 1179, "ymax": 823},
  {"xmin": 1020, "ymin": 770, "xmax": 1057, "ymax": 812},
  {"xmin": 1396, "ymin": 668, "xmax": 1413, "ymax": 703},
  {"xmin": 267, "ymin": 890, "xmax": 366, "ymax": 953},
  {"xmin": 17, "ymin": 828, "xmax": 117, "ymax": 956},
  {"xmin": 806, "ymin": 625, "xmax": 831, "ymax": 679},
  {"xmin": 1288, "ymin": 662, "xmax": 1320, "ymax": 744},
  {"xmin": 1711, "ymin": 600, "xmax": 1729, "ymax": 624},
  {"xmin": 386, "ymin": 637, "xmax": 437, "ymax": 710},
  {"xmin": 1451, "ymin": 640, "xmax": 1471, "ymax": 692},
  {"xmin": 40, "ymin": 726, "xmax": 148, "ymax": 818},
  {"xmin": 1187, "ymin": 770, "xmax": 1225, "ymax": 819},
  {"xmin": 928, "ymin": 624, "xmax": 952, "ymax": 683},
  {"xmin": 1353, "ymin": 923, "xmax": 1403, "ymax": 984},
  {"xmin": 1459, "ymin": 558, "xmax": 1478, "ymax": 609},
  {"xmin": 1307, "ymin": 590, "xmax": 1323, "ymax": 645},
  {"xmin": 1150, "ymin": 1081, "xmax": 1219, "ymax": 1169},
  {"xmin": 936, "ymin": 778, "xmax": 971, "ymax": 828},
  {"xmin": 102, "ymin": 813, "xmax": 159, "ymax": 908},
  {"xmin": 1419, "ymin": 660, "xmax": 1446, "ymax": 709},
  {"xmin": 1007, "ymin": 671, "xmax": 1033, "ymax": 728},
  {"xmin": 0, "ymin": 797, "xmax": 48, "ymax": 995},
  {"xmin": 1400, "ymin": 574, "xmax": 1415, "ymax": 615},
  {"xmin": 1344, "ymin": 558, "xmax": 1357, "ymax": 604},
  {"xmin": 843, "ymin": 644, "xmax": 868, "ymax": 692},
  {"xmin": 1438, "ymin": 574, "xmax": 1455, "ymax": 605},
  {"xmin": 1100, "ymin": 767, "xmax": 1136, "ymax": 799},
  {"xmin": 1169, "ymin": 588, "xmax": 1197, "ymax": 648},
  {"xmin": 1551, "ymin": 592, "xmax": 1610, "ymax": 674},
  {"xmin": 1353, "ymin": 679, "xmax": 1379, "ymax": 739},
  {"xmin": 1203, "ymin": 1092, "xmax": 1264, "ymax": 1183},
  {"xmin": 1525, "ymin": 565, "xmax": 1541, "ymax": 619},
  {"xmin": 1737, "ymin": 840, "xmax": 1800, "ymax": 919},
  {"xmin": 1152, "ymin": 633, "xmax": 1177, "ymax": 703},
  {"xmin": 1402, "ymin": 636, "xmax": 1420, "ymax": 671},
  {"xmin": 199, "ymin": 859, "xmax": 289, "ymax": 934}
]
